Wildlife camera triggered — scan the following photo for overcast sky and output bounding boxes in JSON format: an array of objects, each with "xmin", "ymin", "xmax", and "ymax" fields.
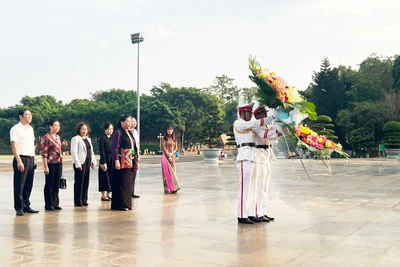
[{"xmin": 0, "ymin": 0, "xmax": 399, "ymax": 108}]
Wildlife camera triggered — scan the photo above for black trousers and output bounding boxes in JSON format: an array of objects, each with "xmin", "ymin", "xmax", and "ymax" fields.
[
  {"xmin": 73, "ymin": 158, "xmax": 91, "ymax": 205},
  {"xmin": 13, "ymin": 156, "xmax": 35, "ymax": 211},
  {"xmin": 44, "ymin": 163, "xmax": 62, "ymax": 208}
]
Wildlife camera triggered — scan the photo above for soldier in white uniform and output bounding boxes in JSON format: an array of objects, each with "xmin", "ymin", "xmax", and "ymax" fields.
[
  {"xmin": 233, "ymin": 103, "xmax": 277, "ymax": 224},
  {"xmin": 250, "ymin": 105, "xmax": 281, "ymax": 222}
]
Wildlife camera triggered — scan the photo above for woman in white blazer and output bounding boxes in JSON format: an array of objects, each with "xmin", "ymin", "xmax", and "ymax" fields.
[{"xmin": 71, "ymin": 122, "xmax": 96, "ymax": 207}]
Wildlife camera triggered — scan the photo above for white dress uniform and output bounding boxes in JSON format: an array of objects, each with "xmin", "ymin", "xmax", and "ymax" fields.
[
  {"xmin": 233, "ymin": 104, "xmax": 275, "ymax": 220},
  {"xmin": 251, "ymin": 125, "xmax": 278, "ymax": 218}
]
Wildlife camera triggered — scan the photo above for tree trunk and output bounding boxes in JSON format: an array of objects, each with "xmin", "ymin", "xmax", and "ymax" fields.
[{"xmin": 181, "ymin": 129, "xmax": 185, "ymax": 152}]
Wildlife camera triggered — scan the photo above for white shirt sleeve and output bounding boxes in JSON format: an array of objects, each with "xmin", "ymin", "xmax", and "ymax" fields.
[{"xmin": 10, "ymin": 126, "xmax": 19, "ymax": 143}]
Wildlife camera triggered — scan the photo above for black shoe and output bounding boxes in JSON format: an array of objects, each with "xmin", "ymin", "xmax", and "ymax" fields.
[
  {"xmin": 238, "ymin": 217, "xmax": 254, "ymax": 224},
  {"xmin": 23, "ymin": 208, "xmax": 39, "ymax": 213},
  {"xmin": 101, "ymin": 197, "xmax": 110, "ymax": 201},
  {"xmin": 16, "ymin": 209, "xmax": 24, "ymax": 216},
  {"xmin": 83, "ymin": 203, "xmax": 88, "ymax": 206},
  {"xmin": 265, "ymin": 215, "xmax": 274, "ymax": 221},
  {"xmin": 248, "ymin": 216, "xmax": 262, "ymax": 223},
  {"xmin": 131, "ymin": 194, "xmax": 140, "ymax": 198},
  {"xmin": 45, "ymin": 207, "xmax": 55, "ymax": 211},
  {"xmin": 259, "ymin": 216, "xmax": 270, "ymax": 222},
  {"xmin": 112, "ymin": 207, "xmax": 128, "ymax": 211},
  {"xmin": 54, "ymin": 207, "xmax": 62, "ymax": 210},
  {"xmin": 74, "ymin": 204, "xmax": 83, "ymax": 207}
]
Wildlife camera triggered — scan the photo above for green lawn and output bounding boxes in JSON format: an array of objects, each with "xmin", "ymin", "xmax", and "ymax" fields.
[{"xmin": 0, "ymin": 155, "xmax": 15, "ymax": 160}]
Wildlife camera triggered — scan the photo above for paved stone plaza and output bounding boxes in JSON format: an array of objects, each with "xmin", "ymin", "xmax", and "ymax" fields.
[{"xmin": 1, "ymin": 156, "xmax": 400, "ymax": 266}]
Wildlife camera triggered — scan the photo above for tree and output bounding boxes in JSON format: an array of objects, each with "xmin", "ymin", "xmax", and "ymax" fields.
[
  {"xmin": 210, "ymin": 75, "xmax": 240, "ymax": 102},
  {"xmin": 383, "ymin": 91, "xmax": 400, "ymax": 122},
  {"xmin": 392, "ymin": 55, "xmax": 400, "ymax": 91},
  {"xmin": 357, "ymin": 53, "xmax": 393, "ymax": 93},
  {"xmin": 310, "ymin": 57, "xmax": 347, "ymax": 121},
  {"xmin": 241, "ymin": 87, "xmax": 258, "ymax": 103},
  {"xmin": 336, "ymin": 101, "xmax": 387, "ymax": 150},
  {"xmin": 348, "ymin": 127, "xmax": 375, "ymax": 151},
  {"xmin": 149, "ymin": 84, "xmax": 209, "ymax": 148},
  {"xmin": 91, "ymin": 88, "xmax": 137, "ymax": 106},
  {"xmin": 198, "ymin": 94, "xmax": 226, "ymax": 148}
]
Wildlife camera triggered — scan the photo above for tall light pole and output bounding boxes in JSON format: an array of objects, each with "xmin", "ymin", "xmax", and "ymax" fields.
[
  {"xmin": 130, "ymin": 33, "xmax": 144, "ymax": 144},
  {"xmin": 157, "ymin": 133, "xmax": 164, "ymax": 151}
]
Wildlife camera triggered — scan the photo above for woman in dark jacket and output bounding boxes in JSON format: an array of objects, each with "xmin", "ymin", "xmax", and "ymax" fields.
[
  {"xmin": 98, "ymin": 123, "xmax": 114, "ymax": 201},
  {"xmin": 111, "ymin": 115, "xmax": 138, "ymax": 211}
]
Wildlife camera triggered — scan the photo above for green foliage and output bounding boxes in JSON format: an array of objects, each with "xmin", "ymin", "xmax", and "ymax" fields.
[
  {"xmin": 91, "ymin": 88, "xmax": 137, "ymax": 106},
  {"xmin": 241, "ymin": 87, "xmax": 258, "ymax": 103},
  {"xmin": 309, "ymin": 115, "xmax": 338, "ymax": 141},
  {"xmin": 310, "ymin": 57, "xmax": 348, "ymax": 121},
  {"xmin": 393, "ymin": 55, "xmax": 400, "ymax": 90},
  {"xmin": 316, "ymin": 115, "xmax": 332, "ymax": 123},
  {"xmin": 348, "ymin": 127, "xmax": 375, "ymax": 149},
  {"xmin": 140, "ymin": 143, "xmax": 160, "ymax": 153},
  {"xmin": 382, "ymin": 121, "xmax": 400, "ymax": 147},
  {"xmin": 209, "ymin": 75, "xmax": 240, "ymax": 102}
]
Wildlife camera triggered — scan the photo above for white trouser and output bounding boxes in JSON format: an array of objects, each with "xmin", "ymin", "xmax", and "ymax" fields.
[
  {"xmin": 236, "ymin": 160, "xmax": 254, "ymax": 218},
  {"xmin": 250, "ymin": 148, "xmax": 272, "ymax": 217}
]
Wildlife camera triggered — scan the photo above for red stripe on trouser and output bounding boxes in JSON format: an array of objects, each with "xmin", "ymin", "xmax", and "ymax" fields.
[{"xmin": 241, "ymin": 161, "xmax": 244, "ymax": 218}]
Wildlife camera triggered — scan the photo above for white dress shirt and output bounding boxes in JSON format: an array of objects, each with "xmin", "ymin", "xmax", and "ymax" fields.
[{"xmin": 9, "ymin": 122, "xmax": 35, "ymax": 156}]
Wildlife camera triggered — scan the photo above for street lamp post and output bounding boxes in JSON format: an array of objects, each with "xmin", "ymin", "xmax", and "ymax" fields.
[
  {"xmin": 130, "ymin": 33, "xmax": 144, "ymax": 145},
  {"xmin": 157, "ymin": 133, "xmax": 164, "ymax": 151}
]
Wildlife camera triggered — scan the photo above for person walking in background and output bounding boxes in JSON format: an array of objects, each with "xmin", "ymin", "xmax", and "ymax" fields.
[
  {"xmin": 71, "ymin": 122, "xmax": 96, "ymax": 207},
  {"xmin": 40, "ymin": 119, "xmax": 63, "ymax": 211},
  {"xmin": 129, "ymin": 116, "xmax": 140, "ymax": 198},
  {"xmin": 161, "ymin": 126, "xmax": 181, "ymax": 194},
  {"xmin": 98, "ymin": 123, "xmax": 114, "ymax": 201},
  {"xmin": 10, "ymin": 109, "xmax": 39, "ymax": 216},
  {"xmin": 111, "ymin": 115, "xmax": 137, "ymax": 211}
]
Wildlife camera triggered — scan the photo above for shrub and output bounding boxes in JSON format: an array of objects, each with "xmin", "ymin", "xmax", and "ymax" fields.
[{"xmin": 382, "ymin": 121, "xmax": 400, "ymax": 148}]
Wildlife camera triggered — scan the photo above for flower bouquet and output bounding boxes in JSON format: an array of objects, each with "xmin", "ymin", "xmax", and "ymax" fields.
[
  {"xmin": 248, "ymin": 56, "xmax": 317, "ymax": 120},
  {"xmin": 294, "ymin": 125, "xmax": 349, "ymax": 158},
  {"xmin": 248, "ymin": 56, "xmax": 349, "ymax": 158}
]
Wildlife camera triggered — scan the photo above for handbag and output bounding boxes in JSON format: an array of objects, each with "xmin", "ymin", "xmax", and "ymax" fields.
[
  {"xmin": 121, "ymin": 148, "xmax": 133, "ymax": 169},
  {"xmin": 59, "ymin": 175, "xmax": 67, "ymax": 189}
]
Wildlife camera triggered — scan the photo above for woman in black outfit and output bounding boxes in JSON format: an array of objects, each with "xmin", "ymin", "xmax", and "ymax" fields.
[
  {"xmin": 111, "ymin": 115, "xmax": 137, "ymax": 211},
  {"xmin": 98, "ymin": 123, "xmax": 114, "ymax": 201}
]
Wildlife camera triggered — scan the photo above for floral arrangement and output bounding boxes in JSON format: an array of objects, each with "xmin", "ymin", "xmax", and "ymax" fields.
[
  {"xmin": 248, "ymin": 56, "xmax": 349, "ymax": 158},
  {"xmin": 248, "ymin": 56, "xmax": 316, "ymax": 120}
]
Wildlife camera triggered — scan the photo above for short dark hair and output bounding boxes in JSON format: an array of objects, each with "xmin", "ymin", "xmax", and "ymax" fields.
[
  {"xmin": 75, "ymin": 122, "xmax": 91, "ymax": 135},
  {"xmin": 47, "ymin": 119, "xmax": 60, "ymax": 127},
  {"xmin": 17, "ymin": 109, "xmax": 30, "ymax": 120},
  {"xmin": 102, "ymin": 123, "xmax": 113, "ymax": 131}
]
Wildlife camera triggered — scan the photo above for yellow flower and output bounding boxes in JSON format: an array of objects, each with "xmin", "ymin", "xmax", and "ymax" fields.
[
  {"xmin": 325, "ymin": 140, "xmax": 332, "ymax": 148},
  {"xmin": 300, "ymin": 126, "xmax": 311, "ymax": 135},
  {"xmin": 336, "ymin": 143, "xmax": 342, "ymax": 149}
]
